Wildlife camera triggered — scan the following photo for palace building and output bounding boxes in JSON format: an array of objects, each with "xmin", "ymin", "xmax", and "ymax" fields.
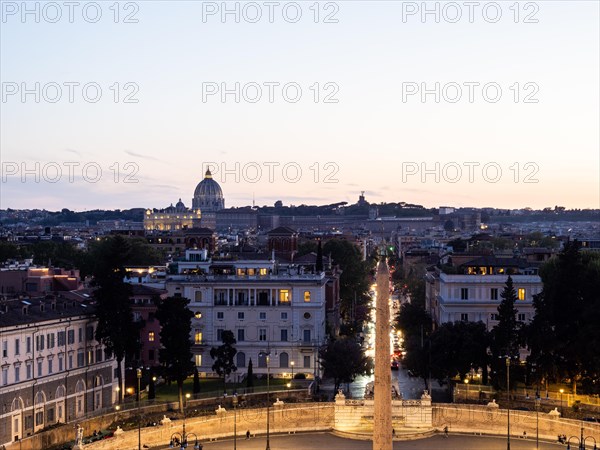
[{"xmin": 144, "ymin": 169, "xmax": 225, "ymax": 232}]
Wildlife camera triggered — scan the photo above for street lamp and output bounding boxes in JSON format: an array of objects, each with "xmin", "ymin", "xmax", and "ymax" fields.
[
  {"xmin": 565, "ymin": 426, "xmax": 597, "ymax": 450},
  {"xmin": 506, "ymin": 357, "xmax": 511, "ymax": 450},
  {"xmin": 290, "ymin": 361, "xmax": 295, "ymax": 381},
  {"xmin": 535, "ymin": 396, "xmax": 540, "ymax": 450},
  {"xmin": 168, "ymin": 393, "xmax": 201, "ymax": 449},
  {"xmin": 137, "ymin": 368, "xmax": 142, "ymax": 450},
  {"xmin": 259, "ymin": 351, "xmax": 271, "ymax": 450},
  {"xmin": 184, "ymin": 393, "xmax": 191, "ymax": 434},
  {"xmin": 233, "ymin": 394, "xmax": 238, "ymax": 450},
  {"xmin": 464, "ymin": 378, "xmax": 469, "ymax": 403},
  {"xmin": 572, "ymin": 420, "xmax": 598, "ymax": 450},
  {"xmin": 560, "ymin": 388, "xmax": 565, "ymax": 417},
  {"xmin": 170, "ymin": 432, "xmax": 201, "ymax": 450}
]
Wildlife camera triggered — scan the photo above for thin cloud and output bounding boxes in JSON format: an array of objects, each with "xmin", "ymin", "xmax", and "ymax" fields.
[
  {"xmin": 124, "ymin": 150, "xmax": 164, "ymax": 162},
  {"xmin": 65, "ymin": 148, "xmax": 84, "ymax": 157}
]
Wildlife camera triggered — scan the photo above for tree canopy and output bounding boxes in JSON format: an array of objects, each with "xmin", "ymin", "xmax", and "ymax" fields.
[
  {"xmin": 156, "ymin": 295, "xmax": 195, "ymax": 412},
  {"xmin": 92, "ymin": 235, "xmax": 139, "ymax": 403},
  {"xmin": 527, "ymin": 241, "xmax": 600, "ymax": 394},
  {"xmin": 319, "ymin": 337, "xmax": 372, "ymax": 392},
  {"xmin": 210, "ymin": 330, "xmax": 238, "ymax": 391},
  {"xmin": 430, "ymin": 321, "xmax": 489, "ymax": 384}
]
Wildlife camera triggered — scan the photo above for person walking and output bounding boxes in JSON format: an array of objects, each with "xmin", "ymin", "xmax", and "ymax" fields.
[
  {"xmin": 444, "ymin": 426, "xmax": 449, "ymax": 438},
  {"xmin": 246, "ymin": 430, "xmax": 251, "ymax": 439}
]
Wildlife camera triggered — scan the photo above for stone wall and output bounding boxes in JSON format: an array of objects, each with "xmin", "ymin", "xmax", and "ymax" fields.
[
  {"xmin": 333, "ymin": 393, "xmax": 433, "ymax": 433},
  {"xmin": 84, "ymin": 403, "xmax": 335, "ymax": 450},
  {"xmin": 434, "ymin": 404, "xmax": 600, "ymax": 444},
  {"xmin": 6, "ymin": 401, "xmax": 599, "ymax": 449}
]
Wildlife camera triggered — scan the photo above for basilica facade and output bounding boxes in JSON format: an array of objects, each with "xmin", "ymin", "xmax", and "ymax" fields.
[{"xmin": 144, "ymin": 169, "xmax": 225, "ymax": 231}]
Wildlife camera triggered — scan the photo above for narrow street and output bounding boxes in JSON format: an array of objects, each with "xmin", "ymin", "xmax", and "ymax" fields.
[{"xmin": 335, "ymin": 275, "xmax": 438, "ymax": 401}]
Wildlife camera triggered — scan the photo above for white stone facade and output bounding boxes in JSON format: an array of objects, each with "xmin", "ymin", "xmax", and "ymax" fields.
[
  {"xmin": 166, "ymin": 259, "xmax": 328, "ymax": 380},
  {"xmin": 429, "ymin": 272, "xmax": 542, "ymax": 330},
  {"xmin": 0, "ymin": 298, "xmax": 118, "ymax": 446}
]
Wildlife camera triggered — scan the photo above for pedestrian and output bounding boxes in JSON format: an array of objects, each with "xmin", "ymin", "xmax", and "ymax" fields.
[
  {"xmin": 444, "ymin": 426, "xmax": 449, "ymax": 438},
  {"xmin": 246, "ymin": 430, "xmax": 250, "ymax": 440},
  {"xmin": 523, "ymin": 431, "xmax": 527, "ymax": 439},
  {"xmin": 392, "ymin": 428, "xmax": 396, "ymax": 438}
]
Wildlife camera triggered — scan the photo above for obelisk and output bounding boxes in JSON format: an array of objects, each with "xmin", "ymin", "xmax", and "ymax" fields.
[{"xmin": 373, "ymin": 253, "xmax": 392, "ymax": 450}]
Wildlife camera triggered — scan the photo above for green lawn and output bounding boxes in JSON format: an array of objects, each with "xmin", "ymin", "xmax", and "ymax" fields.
[{"xmin": 151, "ymin": 377, "xmax": 297, "ymax": 402}]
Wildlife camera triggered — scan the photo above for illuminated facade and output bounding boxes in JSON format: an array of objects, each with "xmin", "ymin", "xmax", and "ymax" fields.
[
  {"xmin": 166, "ymin": 249, "xmax": 327, "ymax": 380},
  {"xmin": 144, "ymin": 199, "xmax": 202, "ymax": 231}
]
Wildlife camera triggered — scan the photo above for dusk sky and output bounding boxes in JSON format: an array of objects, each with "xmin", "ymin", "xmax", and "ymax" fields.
[{"xmin": 1, "ymin": 1, "xmax": 598, "ymax": 211}]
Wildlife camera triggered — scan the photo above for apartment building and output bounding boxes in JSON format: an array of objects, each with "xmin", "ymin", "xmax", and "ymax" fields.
[
  {"xmin": 426, "ymin": 256, "xmax": 543, "ymax": 331},
  {"xmin": 166, "ymin": 249, "xmax": 328, "ymax": 380},
  {"xmin": 0, "ymin": 296, "xmax": 118, "ymax": 446}
]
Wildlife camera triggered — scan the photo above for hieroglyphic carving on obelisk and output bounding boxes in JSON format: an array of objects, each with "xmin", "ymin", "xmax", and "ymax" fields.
[{"xmin": 373, "ymin": 253, "xmax": 392, "ymax": 450}]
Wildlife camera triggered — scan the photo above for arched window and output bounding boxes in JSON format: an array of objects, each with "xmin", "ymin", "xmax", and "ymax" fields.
[
  {"xmin": 236, "ymin": 352, "xmax": 246, "ymax": 368},
  {"xmin": 76, "ymin": 380, "xmax": 86, "ymax": 393},
  {"xmin": 258, "ymin": 353, "xmax": 267, "ymax": 368},
  {"xmin": 11, "ymin": 397, "xmax": 24, "ymax": 412},
  {"xmin": 55, "ymin": 385, "xmax": 66, "ymax": 423},
  {"xmin": 34, "ymin": 391, "xmax": 46, "ymax": 430},
  {"xmin": 34, "ymin": 391, "xmax": 45, "ymax": 406},
  {"xmin": 56, "ymin": 385, "xmax": 66, "ymax": 398},
  {"xmin": 75, "ymin": 379, "xmax": 85, "ymax": 418},
  {"xmin": 279, "ymin": 352, "xmax": 289, "ymax": 368}
]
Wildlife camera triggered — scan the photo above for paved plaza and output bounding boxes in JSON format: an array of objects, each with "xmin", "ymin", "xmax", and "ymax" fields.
[{"xmin": 171, "ymin": 432, "xmax": 565, "ymax": 450}]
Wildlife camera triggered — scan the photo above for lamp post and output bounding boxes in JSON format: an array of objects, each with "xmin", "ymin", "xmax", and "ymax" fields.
[
  {"xmin": 506, "ymin": 357, "xmax": 511, "ymax": 450},
  {"xmin": 565, "ymin": 429, "xmax": 597, "ymax": 450},
  {"xmin": 233, "ymin": 394, "xmax": 238, "ymax": 450},
  {"xmin": 170, "ymin": 431, "xmax": 201, "ymax": 450},
  {"xmin": 184, "ymin": 393, "xmax": 191, "ymax": 437},
  {"xmin": 535, "ymin": 396, "xmax": 540, "ymax": 450},
  {"xmin": 464, "ymin": 378, "xmax": 469, "ymax": 403},
  {"xmin": 137, "ymin": 368, "xmax": 142, "ymax": 450},
  {"xmin": 168, "ymin": 393, "xmax": 200, "ymax": 449},
  {"xmin": 291, "ymin": 361, "xmax": 295, "ymax": 382},
  {"xmin": 259, "ymin": 351, "xmax": 271, "ymax": 450},
  {"xmin": 560, "ymin": 388, "xmax": 565, "ymax": 417}
]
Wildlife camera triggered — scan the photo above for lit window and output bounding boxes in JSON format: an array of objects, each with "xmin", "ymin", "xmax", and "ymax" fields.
[
  {"xmin": 259, "ymin": 268, "xmax": 268, "ymax": 276},
  {"xmin": 304, "ymin": 291, "xmax": 311, "ymax": 302},
  {"xmin": 194, "ymin": 311, "xmax": 202, "ymax": 319},
  {"xmin": 194, "ymin": 331, "xmax": 203, "ymax": 344},
  {"xmin": 148, "ymin": 332, "xmax": 155, "ymax": 342},
  {"xmin": 195, "ymin": 355, "xmax": 202, "ymax": 366},
  {"xmin": 279, "ymin": 290, "xmax": 290, "ymax": 304},
  {"xmin": 518, "ymin": 288, "xmax": 526, "ymax": 300},
  {"xmin": 247, "ymin": 268, "xmax": 255, "ymax": 276}
]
